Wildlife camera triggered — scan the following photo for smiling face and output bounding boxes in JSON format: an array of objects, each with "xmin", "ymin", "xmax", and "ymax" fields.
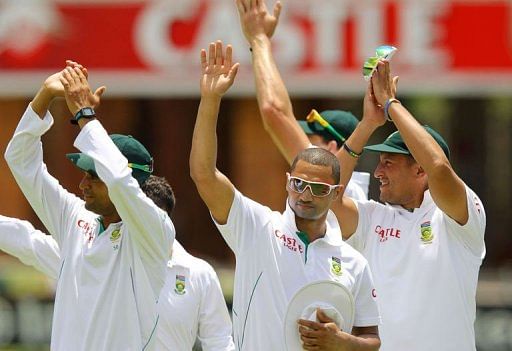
[
  {"xmin": 373, "ymin": 153, "xmax": 426, "ymax": 209},
  {"xmin": 287, "ymin": 160, "xmax": 341, "ymax": 220},
  {"xmin": 79, "ymin": 172, "xmax": 117, "ymax": 216}
]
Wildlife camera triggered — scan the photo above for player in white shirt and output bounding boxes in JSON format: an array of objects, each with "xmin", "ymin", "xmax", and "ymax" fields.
[
  {"xmin": 4, "ymin": 64, "xmax": 174, "ymax": 350},
  {"xmin": 190, "ymin": 41, "xmax": 381, "ymax": 350},
  {"xmin": 235, "ymin": 0, "xmax": 370, "ymax": 201},
  {"xmin": 336, "ymin": 60, "xmax": 486, "ymax": 351},
  {"xmin": 0, "ymin": 179, "xmax": 234, "ymax": 351}
]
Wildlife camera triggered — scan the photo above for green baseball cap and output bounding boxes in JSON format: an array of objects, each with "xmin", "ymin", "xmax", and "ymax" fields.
[
  {"xmin": 364, "ymin": 126, "xmax": 450, "ymax": 159},
  {"xmin": 66, "ymin": 134, "xmax": 154, "ymax": 185},
  {"xmin": 299, "ymin": 110, "xmax": 359, "ymax": 147}
]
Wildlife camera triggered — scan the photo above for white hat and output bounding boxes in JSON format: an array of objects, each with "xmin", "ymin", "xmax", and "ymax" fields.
[{"xmin": 284, "ymin": 280, "xmax": 355, "ymax": 351}]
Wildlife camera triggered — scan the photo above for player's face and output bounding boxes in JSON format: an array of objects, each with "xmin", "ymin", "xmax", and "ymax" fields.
[
  {"xmin": 374, "ymin": 153, "xmax": 419, "ymax": 207},
  {"xmin": 79, "ymin": 172, "xmax": 117, "ymax": 216},
  {"xmin": 287, "ymin": 160, "xmax": 340, "ymax": 220}
]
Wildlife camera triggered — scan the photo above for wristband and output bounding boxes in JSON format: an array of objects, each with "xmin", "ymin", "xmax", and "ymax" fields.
[
  {"xmin": 384, "ymin": 98, "xmax": 401, "ymax": 122},
  {"xmin": 343, "ymin": 143, "xmax": 363, "ymax": 158}
]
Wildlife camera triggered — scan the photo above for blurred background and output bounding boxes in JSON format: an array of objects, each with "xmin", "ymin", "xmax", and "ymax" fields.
[{"xmin": 0, "ymin": 0, "xmax": 511, "ymax": 350}]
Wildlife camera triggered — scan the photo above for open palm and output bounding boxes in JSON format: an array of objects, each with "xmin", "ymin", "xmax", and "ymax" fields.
[{"xmin": 200, "ymin": 41, "xmax": 239, "ymax": 97}]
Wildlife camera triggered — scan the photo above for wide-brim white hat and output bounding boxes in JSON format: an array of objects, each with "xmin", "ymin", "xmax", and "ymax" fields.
[{"xmin": 284, "ymin": 280, "xmax": 355, "ymax": 351}]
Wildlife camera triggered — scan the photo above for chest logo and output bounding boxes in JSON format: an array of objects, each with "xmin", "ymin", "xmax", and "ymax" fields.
[
  {"xmin": 420, "ymin": 221, "xmax": 434, "ymax": 244},
  {"xmin": 110, "ymin": 229, "xmax": 121, "ymax": 242},
  {"xmin": 331, "ymin": 256, "xmax": 343, "ymax": 276},
  {"xmin": 174, "ymin": 275, "xmax": 186, "ymax": 295}
]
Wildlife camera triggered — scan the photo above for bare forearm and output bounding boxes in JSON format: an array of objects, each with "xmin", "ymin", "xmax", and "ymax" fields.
[
  {"xmin": 348, "ymin": 333, "xmax": 381, "ymax": 351},
  {"xmin": 190, "ymin": 95, "xmax": 222, "ymax": 179},
  {"xmin": 250, "ymin": 34, "xmax": 309, "ymax": 163},
  {"xmin": 30, "ymin": 88, "xmax": 54, "ymax": 119},
  {"xmin": 338, "ymin": 120, "xmax": 378, "ymax": 189}
]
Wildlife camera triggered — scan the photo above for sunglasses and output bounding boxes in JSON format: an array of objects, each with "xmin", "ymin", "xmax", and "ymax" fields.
[{"xmin": 287, "ymin": 173, "xmax": 340, "ymax": 197}]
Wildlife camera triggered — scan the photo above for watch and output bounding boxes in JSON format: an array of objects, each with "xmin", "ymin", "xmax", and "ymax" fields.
[{"xmin": 70, "ymin": 107, "xmax": 96, "ymax": 125}]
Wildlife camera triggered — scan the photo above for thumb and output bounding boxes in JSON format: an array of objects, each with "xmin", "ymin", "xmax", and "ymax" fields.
[
  {"xmin": 316, "ymin": 309, "xmax": 334, "ymax": 323},
  {"xmin": 228, "ymin": 63, "xmax": 240, "ymax": 82},
  {"xmin": 94, "ymin": 86, "xmax": 107, "ymax": 98},
  {"xmin": 274, "ymin": 1, "xmax": 282, "ymax": 22}
]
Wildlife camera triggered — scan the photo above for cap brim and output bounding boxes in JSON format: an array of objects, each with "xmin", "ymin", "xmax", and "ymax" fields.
[
  {"xmin": 364, "ymin": 143, "xmax": 411, "ymax": 155},
  {"xmin": 284, "ymin": 281, "xmax": 355, "ymax": 350},
  {"xmin": 66, "ymin": 153, "xmax": 97, "ymax": 175},
  {"xmin": 298, "ymin": 120, "xmax": 315, "ymax": 135}
]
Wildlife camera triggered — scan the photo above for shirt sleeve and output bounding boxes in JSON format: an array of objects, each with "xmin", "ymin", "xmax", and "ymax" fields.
[
  {"xmin": 352, "ymin": 261, "xmax": 381, "ymax": 328},
  {"xmin": 443, "ymin": 185, "xmax": 486, "ymax": 258},
  {"xmin": 213, "ymin": 190, "xmax": 272, "ymax": 255},
  {"xmin": 74, "ymin": 120, "xmax": 174, "ymax": 269},
  {"xmin": 0, "ymin": 215, "xmax": 61, "ymax": 279},
  {"xmin": 4, "ymin": 105, "xmax": 84, "ymax": 248},
  {"xmin": 344, "ymin": 172, "xmax": 370, "ymax": 201},
  {"xmin": 197, "ymin": 263, "xmax": 235, "ymax": 351},
  {"xmin": 345, "ymin": 200, "xmax": 375, "ymax": 252}
]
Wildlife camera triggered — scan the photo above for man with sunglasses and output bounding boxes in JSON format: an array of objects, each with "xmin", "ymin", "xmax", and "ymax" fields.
[
  {"xmin": 235, "ymin": 0, "xmax": 370, "ymax": 202},
  {"xmin": 4, "ymin": 63, "xmax": 174, "ymax": 350},
  {"xmin": 190, "ymin": 41, "xmax": 381, "ymax": 350}
]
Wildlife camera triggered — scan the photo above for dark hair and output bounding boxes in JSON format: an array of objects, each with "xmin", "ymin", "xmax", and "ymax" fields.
[
  {"xmin": 290, "ymin": 148, "xmax": 340, "ymax": 184},
  {"xmin": 141, "ymin": 175, "xmax": 176, "ymax": 215}
]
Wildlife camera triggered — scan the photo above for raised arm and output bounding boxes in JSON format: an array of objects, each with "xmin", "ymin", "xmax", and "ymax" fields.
[
  {"xmin": 190, "ymin": 41, "xmax": 239, "ymax": 225},
  {"xmin": 236, "ymin": 0, "xmax": 309, "ymax": 164},
  {"xmin": 60, "ymin": 66, "xmax": 174, "ymax": 266},
  {"xmin": 333, "ymin": 82, "xmax": 387, "ymax": 239},
  {"xmin": 4, "ymin": 62, "xmax": 101, "ymax": 246},
  {"xmin": 0, "ymin": 215, "xmax": 61, "ymax": 279},
  {"xmin": 371, "ymin": 61, "xmax": 468, "ymax": 224}
]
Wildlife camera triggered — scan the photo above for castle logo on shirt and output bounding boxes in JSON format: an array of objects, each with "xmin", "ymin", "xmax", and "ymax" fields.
[
  {"xmin": 420, "ymin": 221, "xmax": 434, "ymax": 244},
  {"xmin": 174, "ymin": 275, "xmax": 186, "ymax": 295},
  {"xmin": 331, "ymin": 256, "xmax": 343, "ymax": 276}
]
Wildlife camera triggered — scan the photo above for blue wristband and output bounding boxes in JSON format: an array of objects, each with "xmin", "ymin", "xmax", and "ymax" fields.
[{"xmin": 384, "ymin": 98, "xmax": 401, "ymax": 122}]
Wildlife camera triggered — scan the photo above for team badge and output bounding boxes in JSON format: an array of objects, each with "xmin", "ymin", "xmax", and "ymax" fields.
[
  {"xmin": 331, "ymin": 256, "xmax": 343, "ymax": 276},
  {"xmin": 420, "ymin": 221, "xmax": 434, "ymax": 244},
  {"xmin": 174, "ymin": 275, "xmax": 186, "ymax": 295},
  {"xmin": 110, "ymin": 229, "xmax": 121, "ymax": 242}
]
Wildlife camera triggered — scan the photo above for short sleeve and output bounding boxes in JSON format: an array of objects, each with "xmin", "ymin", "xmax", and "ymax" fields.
[
  {"xmin": 353, "ymin": 262, "xmax": 381, "ymax": 327},
  {"xmin": 444, "ymin": 185, "xmax": 486, "ymax": 258},
  {"xmin": 345, "ymin": 200, "xmax": 376, "ymax": 252},
  {"xmin": 213, "ymin": 190, "xmax": 272, "ymax": 255}
]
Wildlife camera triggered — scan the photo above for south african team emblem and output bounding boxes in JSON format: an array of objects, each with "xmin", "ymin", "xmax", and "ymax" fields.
[
  {"xmin": 110, "ymin": 229, "xmax": 121, "ymax": 242},
  {"xmin": 420, "ymin": 221, "xmax": 434, "ymax": 244},
  {"xmin": 174, "ymin": 275, "xmax": 186, "ymax": 295},
  {"xmin": 331, "ymin": 256, "xmax": 343, "ymax": 276}
]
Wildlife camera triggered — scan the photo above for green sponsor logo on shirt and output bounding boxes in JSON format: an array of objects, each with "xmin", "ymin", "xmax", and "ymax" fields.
[
  {"xmin": 174, "ymin": 275, "xmax": 186, "ymax": 295},
  {"xmin": 110, "ymin": 229, "xmax": 121, "ymax": 242},
  {"xmin": 420, "ymin": 221, "xmax": 434, "ymax": 244}
]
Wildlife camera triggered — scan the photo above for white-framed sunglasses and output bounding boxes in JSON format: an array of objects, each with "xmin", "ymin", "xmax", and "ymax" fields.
[{"xmin": 286, "ymin": 173, "xmax": 340, "ymax": 197}]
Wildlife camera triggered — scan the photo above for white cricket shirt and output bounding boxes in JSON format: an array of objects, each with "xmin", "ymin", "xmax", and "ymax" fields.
[
  {"xmin": 156, "ymin": 241, "xmax": 235, "ymax": 351},
  {"xmin": 5, "ymin": 107, "xmax": 174, "ymax": 351},
  {"xmin": 214, "ymin": 190, "xmax": 381, "ymax": 350},
  {"xmin": 347, "ymin": 186, "xmax": 486, "ymax": 351},
  {"xmin": 345, "ymin": 171, "xmax": 370, "ymax": 201}
]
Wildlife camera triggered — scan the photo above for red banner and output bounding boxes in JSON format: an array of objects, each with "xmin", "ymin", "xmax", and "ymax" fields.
[{"xmin": 0, "ymin": 0, "xmax": 510, "ymax": 96}]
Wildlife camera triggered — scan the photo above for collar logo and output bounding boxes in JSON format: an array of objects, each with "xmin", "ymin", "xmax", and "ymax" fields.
[
  {"xmin": 174, "ymin": 275, "xmax": 186, "ymax": 295},
  {"xmin": 420, "ymin": 221, "xmax": 434, "ymax": 244},
  {"xmin": 110, "ymin": 229, "xmax": 121, "ymax": 243},
  {"xmin": 331, "ymin": 256, "xmax": 343, "ymax": 276}
]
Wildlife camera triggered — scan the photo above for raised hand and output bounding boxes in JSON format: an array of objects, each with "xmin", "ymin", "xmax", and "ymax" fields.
[
  {"xmin": 371, "ymin": 60, "xmax": 399, "ymax": 106},
  {"xmin": 200, "ymin": 41, "xmax": 239, "ymax": 98},
  {"xmin": 235, "ymin": 0, "xmax": 282, "ymax": 41},
  {"xmin": 362, "ymin": 80, "xmax": 387, "ymax": 129},
  {"xmin": 59, "ymin": 66, "xmax": 106, "ymax": 115}
]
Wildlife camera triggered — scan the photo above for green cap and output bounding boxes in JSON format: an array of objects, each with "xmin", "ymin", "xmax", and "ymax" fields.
[
  {"xmin": 299, "ymin": 110, "xmax": 359, "ymax": 147},
  {"xmin": 66, "ymin": 134, "xmax": 154, "ymax": 185},
  {"xmin": 364, "ymin": 126, "xmax": 450, "ymax": 159}
]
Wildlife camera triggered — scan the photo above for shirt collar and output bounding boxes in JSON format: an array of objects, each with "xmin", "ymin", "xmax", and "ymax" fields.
[
  {"xmin": 168, "ymin": 240, "xmax": 189, "ymax": 268},
  {"xmin": 389, "ymin": 189, "xmax": 436, "ymax": 215},
  {"xmin": 283, "ymin": 198, "xmax": 343, "ymax": 247}
]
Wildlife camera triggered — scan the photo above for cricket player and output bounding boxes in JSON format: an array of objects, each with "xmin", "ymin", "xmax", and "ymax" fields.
[
  {"xmin": 190, "ymin": 41, "xmax": 381, "ymax": 350},
  {"xmin": 4, "ymin": 64, "xmax": 174, "ymax": 350},
  {"xmin": 235, "ymin": 0, "xmax": 369, "ymax": 201}
]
